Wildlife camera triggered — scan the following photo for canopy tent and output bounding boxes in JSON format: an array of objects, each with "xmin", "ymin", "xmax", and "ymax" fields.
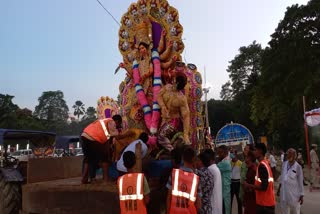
[{"xmin": 0, "ymin": 129, "xmax": 56, "ymax": 147}]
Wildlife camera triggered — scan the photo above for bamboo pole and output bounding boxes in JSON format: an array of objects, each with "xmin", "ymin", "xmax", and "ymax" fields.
[
  {"xmin": 303, "ymin": 96, "xmax": 311, "ymax": 170},
  {"xmin": 134, "ymin": 142, "xmax": 142, "ymax": 173}
]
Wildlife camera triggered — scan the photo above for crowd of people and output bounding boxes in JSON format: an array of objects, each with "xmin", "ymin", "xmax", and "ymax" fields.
[
  {"xmin": 115, "ymin": 140, "xmax": 280, "ymax": 214},
  {"xmin": 113, "ymin": 137, "xmax": 282, "ymax": 214},
  {"xmin": 80, "ymin": 115, "xmax": 319, "ymax": 214}
]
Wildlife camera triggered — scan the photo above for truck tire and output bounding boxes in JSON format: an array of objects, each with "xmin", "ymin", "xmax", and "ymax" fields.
[{"xmin": 0, "ymin": 174, "xmax": 21, "ymax": 214}]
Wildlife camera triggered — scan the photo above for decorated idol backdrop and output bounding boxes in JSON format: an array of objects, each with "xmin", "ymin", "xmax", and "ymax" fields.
[
  {"xmin": 115, "ymin": 0, "xmax": 203, "ymax": 148},
  {"xmin": 97, "ymin": 96, "xmax": 119, "ymax": 119}
]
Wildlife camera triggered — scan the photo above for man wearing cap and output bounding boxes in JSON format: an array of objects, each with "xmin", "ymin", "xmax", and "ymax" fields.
[{"xmin": 310, "ymin": 144, "xmax": 319, "ymax": 187}]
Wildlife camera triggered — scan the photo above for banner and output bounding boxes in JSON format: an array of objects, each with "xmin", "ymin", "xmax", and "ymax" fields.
[{"xmin": 305, "ymin": 108, "xmax": 320, "ymax": 127}]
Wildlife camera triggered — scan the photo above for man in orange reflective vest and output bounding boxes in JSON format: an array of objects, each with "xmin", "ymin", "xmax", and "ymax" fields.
[
  {"xmin": 117, "ymin": 151, "xmax": 150, "ymax": 214},
  {"xmin": 244, "ymin": 143, "xmax": 275, "ymax": 214},
  {"xmin": 81, "ymin": 114, "xmax": 124, "ymax": 183},
  {"xmin": 166, "ymin": 146, "xmax": 201, "ymax": 214}
]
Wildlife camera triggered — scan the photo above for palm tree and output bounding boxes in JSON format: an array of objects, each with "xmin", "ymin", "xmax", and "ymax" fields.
[
  {"xmin": 85, "ymin": 107, "xmax": 96, "ymax": 119},
  {"xmin": 73, "ymin": 100, "xmax": 85, "ymax": 120}
]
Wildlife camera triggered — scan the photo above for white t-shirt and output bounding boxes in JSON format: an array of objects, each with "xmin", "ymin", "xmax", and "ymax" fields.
[
  {"xmin": 208, "ymin": 163, "xmax": 222, "ymax": 214},
  {"xmin": 231, "ymin": 160, "xmax": 242, "ymax": 180},
  {"xmin": 116, "ymin": 139, "xmax": 148, "ymax": 172}
]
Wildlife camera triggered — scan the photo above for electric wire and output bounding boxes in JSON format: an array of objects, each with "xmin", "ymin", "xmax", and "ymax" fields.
[{"xmin": 95, "ymin": 0, "xmax": 120, "ymax": 26}]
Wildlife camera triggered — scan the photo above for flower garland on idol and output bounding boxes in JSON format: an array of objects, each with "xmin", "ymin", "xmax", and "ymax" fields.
[{"xmin": 133, "ymin": 48, "xmax": 161, "ymax": 142}]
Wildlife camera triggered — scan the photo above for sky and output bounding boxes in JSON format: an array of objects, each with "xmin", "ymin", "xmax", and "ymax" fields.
[{"xmin": 0, "ymin": 0, "xmax": 309, "ymax": 112}]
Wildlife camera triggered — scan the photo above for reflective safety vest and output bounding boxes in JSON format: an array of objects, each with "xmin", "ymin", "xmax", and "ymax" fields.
[
  {"xmin": 118, "ymin": 173, "xmax": 146, "ymax": 214},
  {"xmin": 254, "ymin": 159, "xmax": 275, "ymax": 207},
  {"xmin": 169, "ymin": 168, "xmax": 199, "ymax": 214},
  {"xmin": 83, "ymin": 118, "xmax": 112, "ymax": 144}
]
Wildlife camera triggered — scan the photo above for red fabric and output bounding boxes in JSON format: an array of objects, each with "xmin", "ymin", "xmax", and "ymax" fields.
[
  {"xmin": 244, "ymin": 164, "xmax": 257, "ymax": 214},
  {"xmin": 254, "ymin": 160, "xmax": 275, "ymax": 207},
  {"xmin": 83, "ymin": 119, "xmax": 112, "ymax": 144},
  {"xmin": 305, "ymin": 112, "xmax": 320, "ymax": 116}
]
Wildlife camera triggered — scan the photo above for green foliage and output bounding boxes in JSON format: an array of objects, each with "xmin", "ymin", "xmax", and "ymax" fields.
[
  {"xmin": 207, "ymin": 99, "xmax": 235, "ymax": 135},
  {"xmin": 220, "ymin": 81, "xmax": 232, "ymax": 101},
  {"xmin": 0, "ymin": 92, "xmax": 95, "ymax": 136},
  {"xmin": 215, "ymin": 41, "xmax": 264, "ymax": 141},
  {"xmin": 83, "ymin": 106, "xmax": 96, "ymax": 120},
  {"xmin": 72, "ymin": 100, "xmax": 85, "ymax": 120},
  {"xmin": 78, "ymin": 106, "xmax": 97, "ymax": 133},
  {"xmin": 34, "ymin": 91, "xmax": 69, "ymax": 121},
  {"xmin": 251, "ymin": 0, "xmax": 320, "ymax": 149},
  {"xmin": 216, "ymin": 0, "xmax": 320, "ymax": 150},
  {"xmin": 0, "ymin": 94, "xmax": 19, "ymax": 128},
  {"xmin": 15, "ymin": 108, "xmax": 44, "ymax": 130},
  {"xmin": 221, "ymin": 41, "xmax": 263, "ymax": 100}
]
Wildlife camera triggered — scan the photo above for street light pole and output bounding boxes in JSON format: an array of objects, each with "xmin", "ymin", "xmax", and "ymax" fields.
[
  {"xmin": 203, "ymin": 87, "xmax": 209, "ymax": 129},
  {"xmin": 203, "ymin": 66, "xmax": 211, "ymax": 137}
]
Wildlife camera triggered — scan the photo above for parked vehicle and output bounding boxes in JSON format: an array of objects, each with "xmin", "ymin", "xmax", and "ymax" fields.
[
  {"xmin": 75, "ymin": 148, "xmax": 83, "ymax": 156},
  {"xmin": 0, "ymin": 129, "xmax": 56, "ymax": 214},
  {"xmin": 55, "ymin": 135, "xmax": 81, "ymax": 157},
  {"xmin": 11, "ymin": 149, "xmax": 33, "ymax": 162}
]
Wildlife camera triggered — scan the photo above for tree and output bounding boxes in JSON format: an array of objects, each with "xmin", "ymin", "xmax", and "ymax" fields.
[
  {"xmin": 85, "ymin": 106, "xmax": 96, "ymax": 119},
  {"xmin": 221, "ymin": 41, "xmax": 263, "ymax": 100},
  {"xmin": 220, "ymin": 81, "xmax": 232, "ymax": 101},
  {"xmin": 34, "ymin": 91, "xmax": 69, "ymax": 121},
  {"xmin": 251, "ymin": 0, "xmax": 320, "ymax": 149},
  {"xmin": 218, "ymin": 41, "xmax": 264, "ymax": 138},
  {"xmin": 0, "ymin": 94, "xmax": 19, "ymax": 128},
  {"xmin": 81, "ymin": 106, "xmax": 96, "ymax": 124},
  {"xmin": 16, "ymin": 108, "xmax": 32, "ymax": 117},
  {"xmin": 74, "ymin": 106, "xmax": 97, "ymax": 134},
  {"xmin": 207, "ymin": 99, "xmax": 235, "ymax": 136},
  {"xmin": 72, "ymin": 100, "xmax": 85, "ymax": 120},
  {"xmin": 15, "ymin": 108, "xmax": 43, "ymax": 130}
]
